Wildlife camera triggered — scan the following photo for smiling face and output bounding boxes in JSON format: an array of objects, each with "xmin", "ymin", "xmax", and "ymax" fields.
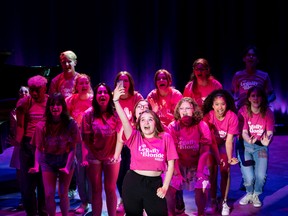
[
  {"xmin": 212, "ymin": 95, "xmax": 227, "ymax": 119},
  {"xmin": 96, "ymin": 85, "xmax": 110, "ymax": 108},
  {"xmin": 60, "ymin": 55, "xmax": 77, "ymax": 74},
  {"xmin": 49, "ymin": 100, "xmax": 63, "ymax": 118}
]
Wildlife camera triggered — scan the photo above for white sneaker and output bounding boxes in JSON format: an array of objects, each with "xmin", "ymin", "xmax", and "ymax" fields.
[
  {"xmin": 252, "ymin": 194, "xmax": 262, "ymax": 207},
  {"xmin": 221, "ymin": 202, "xmax": 230, "ymax": 216},
  {"xmin": 239, "ymin": 193, "xmax": 253, "ymax": 205}
]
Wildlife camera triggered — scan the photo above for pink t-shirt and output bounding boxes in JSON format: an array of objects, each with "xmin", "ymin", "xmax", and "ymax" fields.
[
  {"xmin": 32, "ymin": 118, "xmax": 81, "ymax": 154},
  {"xmin": 125, "ymin": 130, "xmax": 178, "ymax": 172},
  {"xmin": 183, "ymin": 79, "xmax": 222, "ymax": 108},
  {"xmin": 203, "ymin": 110, "xmax": 239, "ymax": 145},
  {"xmin": 82, "ymin": 107, "xmax": 122, "ymax": 160},
  {"xmin": 231, "ymin": 70, "xmax": 274, "ymax": 108},
  {"xmin": 16, "ymin": 95, "xmax": 48, "ymax": 139},
  {"xmin": 238, "ymin": 106, "xmax": 275, "ymax": 140},
  {"xmin": 65, "ymin": 93, "xmax": 93, "ymax": 129},
  {"xmin": 168, "ymin": 120, "xmax": 212, "ymax": 167},
  {"xmin": 48, "ymin": 72, "xmax": 79, "ymax": 98},
  {"xmin": 146, "ymin": 87, "xmax": 183, "ymax": 126}
]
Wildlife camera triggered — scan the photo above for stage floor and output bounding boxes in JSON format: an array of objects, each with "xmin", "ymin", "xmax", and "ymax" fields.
[{"xmin": 0, "ymin": 135, "xmax": 287, "ymax": 216}]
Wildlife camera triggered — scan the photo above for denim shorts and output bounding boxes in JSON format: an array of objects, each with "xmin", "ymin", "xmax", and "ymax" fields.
[{"xmin": 40, "ymin": 152, "xmax": 75, "ymax": 172}]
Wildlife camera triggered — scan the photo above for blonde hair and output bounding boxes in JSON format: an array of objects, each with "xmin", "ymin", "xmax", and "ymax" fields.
[
  {"xmin": 28, "ymin": 75, "xmax": 48, "ymax": 87},
  {"xmin": 60, "ymin": 50, "xmax": 77, "ymax": 61}
]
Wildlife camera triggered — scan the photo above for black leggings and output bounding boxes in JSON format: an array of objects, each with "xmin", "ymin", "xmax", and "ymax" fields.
[{"xmin": 122, "ymin": 170, "xmax": 168, "ymax": 216}]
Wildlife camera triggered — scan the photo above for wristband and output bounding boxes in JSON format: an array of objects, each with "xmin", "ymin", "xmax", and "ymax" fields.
[{"xmin": 113, "ymin": 99, "xmax": 119, "ymax": 103}]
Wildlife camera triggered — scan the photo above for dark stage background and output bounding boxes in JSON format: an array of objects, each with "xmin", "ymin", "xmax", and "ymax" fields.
[{"xmin": 1, "ymin": 0, "xmax": 287, "ymax": 127}]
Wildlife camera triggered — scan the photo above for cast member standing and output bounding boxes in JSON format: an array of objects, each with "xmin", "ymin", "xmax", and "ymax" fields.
[
  {"xmin": 7, "ymin": 86, "xmax": 29, "ymax": 210},
  {"xmin": 183, "ymin": 58, "xmax": 222, "ymax": 109},
  {"xmin": 203, "ymin": 89, "xmax": 239, "ymax": 216},
  {"xmin": 146, "ymin": 69, "xmax": 183, "ymax": 126},
  {"xmin": 65, "ymin": 73, "xmax": 93, "ymax": 214},
  {"xmin": 238, "ymin": 86, "xmax": 274, "ymax": 208},
  {"xmin": 113, "ymin": 71, "xmax": 144, "ymax": 212},
  {"xmin": 29, "ymin": 93, "xmax": 81, "ymax": 216},
  {"xmin": 168, "ymin": 97, "xmax": 213, "ymax": 216},
  {"xmin": 81, "ymin": 83, "xmax": 122, "ymax": 216},
  {"xmin": 15, "ymin": 75, "xmax": 49, "ymax": 216},
  {"xmin": 113, "ymin": 82, "xmax": 178, "ymax": 216}
]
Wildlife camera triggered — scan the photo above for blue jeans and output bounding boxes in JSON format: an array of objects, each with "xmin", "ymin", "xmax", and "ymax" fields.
[{"xmin": 237, "ymin": 140, "xmax": 268, "ymax": 195}]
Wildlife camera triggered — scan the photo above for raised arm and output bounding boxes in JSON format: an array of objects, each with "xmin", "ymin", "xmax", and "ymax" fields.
[{"xmin": 113, "ymin": 83, "xmax": 133, "ymax": 140}]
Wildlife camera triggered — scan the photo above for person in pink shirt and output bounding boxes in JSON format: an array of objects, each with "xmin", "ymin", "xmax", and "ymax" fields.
[
  {"xmin": 48, "ymin": 50, "xmax": 80, "ymax": 197},
  {"xmin": 15, "ymin": 75, "xmax": 49, "ymax": 216},
  {"xmin": 168, "ymin": 97, "xmax": 213, "ymax": 216},
  {"xmin": 231, "ymin": 45, "xmax": 276, "ymax": 192},
  {"xmin": 183, "ymin": 58, "xmax": 222, "ymax": 110},
  {"xmin": 29, "ymin": 93, "xmax": 81, "ymax": 216},
  {"xmin": 146, "ymin": 69, "xmax": 183, "ymax": 126},
  {"xmin": 81, "ymin": 83, "xmax": 123, "ymax": 216},
  {"xmin": 65, "ymin": 73, "xmax": 93, "ymax": 214},
  {"xmin": 237, "ymin": 86, "xmax": 274, "ymax": 208},
  {"xmin": 113, "ymin": 82, "xmax": 178, "ymax": 216},
  {"xmin": 48, "ymin": 50, "xmax": 79, "ymax": 98},
  {"xmin": 113, "ymin": 71, "xmax": 144, "ymax": 212},
  {"xmin": 203, "ymin": 89, "xmax": 239, "ymax": 216},
  {"xmin": 231, "ymin": 45, "xmax": 276, "ymax": 110}
]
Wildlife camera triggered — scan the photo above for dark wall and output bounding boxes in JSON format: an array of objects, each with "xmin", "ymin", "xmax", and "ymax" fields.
[{"xmin": 1, "ymin": 0, "xmax": 287, "ymax": 126}]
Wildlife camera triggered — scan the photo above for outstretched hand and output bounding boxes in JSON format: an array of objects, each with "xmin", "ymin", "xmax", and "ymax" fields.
[
  {"xmin": 261, "ymin": 133, "xmax": 273, "ymax": 146},
  {"xmin": 113, "ymin": 82, "xmax": 125, "ymax": 102}
]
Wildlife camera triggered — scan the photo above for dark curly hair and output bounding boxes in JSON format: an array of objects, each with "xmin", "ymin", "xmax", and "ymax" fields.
[{"xmin": 202, "ymin": 89, "xmax": 237, "ymax": 115}]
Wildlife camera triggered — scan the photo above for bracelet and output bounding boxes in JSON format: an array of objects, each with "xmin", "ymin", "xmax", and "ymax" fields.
[{"xmin": 113, "ymin": 99, "xmax": 119, "ymax": 103}]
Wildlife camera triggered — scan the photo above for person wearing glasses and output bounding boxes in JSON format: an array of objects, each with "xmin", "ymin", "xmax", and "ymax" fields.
[
  {"xmin": 183, "ymin": 58, "xmax": 222, "ymax": 110},
  {"xmin": 168, "ymin": 97, "xmax": 213, "ymax": 216}
]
